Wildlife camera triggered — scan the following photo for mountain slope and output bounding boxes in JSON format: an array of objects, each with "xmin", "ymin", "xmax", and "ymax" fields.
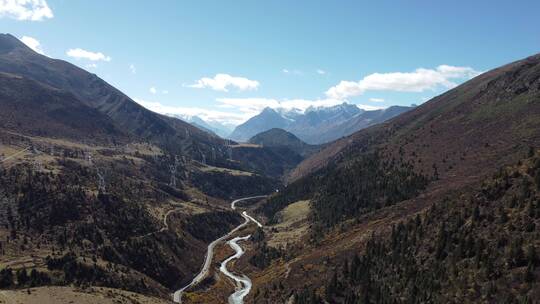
[
  {"xmin": 0, "ymin": 34, "xmax": 296, "ymax": 177},
  {"xmin": 244, "ymin": 52, "xmax": 540, "ymax": 303},
  {"xmin": 280, "ymin": 52, "xmax": 540, "ymax": 232},
  {"xmin": 231, "ymin": 145, "xmax": 304, "ymax": 179},
  {"xmin": 287, "ymin": 105, "xmax": 413, "ymax": 144},
  {"xmin": 0, "ymin": 34, "xmax": 223, "ymax": 156},
  {"xmin": 0, "ymin": 33, "xmax": 284, "ymax": 304},
  {"xmin": 329, "ymin": 105, "xmax": 413, "ymax": 143},
  {"xmin": 248, "ymin": 128, "xmax": 319, "ymax": 158},
  {"xmin": 0, "ymin": 72, "xmax": 127, "ymax": 143},
  {"xmin": 291, "ymin": 53, "xmax": 540, "ymax": 183},
  {"xmin": 262, "ymin": 152, "xmax": 540, "ymax": 303}
]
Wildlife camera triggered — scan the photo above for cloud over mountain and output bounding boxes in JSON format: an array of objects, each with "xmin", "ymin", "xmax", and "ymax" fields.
[
  {"xmin": 186, "ymin": 73, "xmax": 259, "ymax": 92},
  {"xmin": 326, "ymin": 65, "xmax": 481, "ymax": 100},
  {"xmin": 20, "ymin": 36, "xmax": 44, "ymax": 55},
  {"xmin": 134, "ymin": 98, "xmax": 249, "ymax": 125},
  {"xmin": 66, "ymin": 48, "xmax": 111, "ymax": 62}
]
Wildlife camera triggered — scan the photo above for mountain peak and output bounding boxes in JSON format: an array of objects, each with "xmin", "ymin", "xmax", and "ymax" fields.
[
  {"xmin": 0, "ymin": 33, "xmax": 29, "ymax": 54},
  {"xmin": 248, "ymin": 128, "xmax": 318, "ymax": 157},
  {"xmin": 261, "ymin": 107, "xmax": 278, "ymax": 114},
  {"xmin": 249, "ymin": 128, "xmax": 303, "ymax": 144},
  {"xmin": 305, "ymin": 102, "xmax": 359, "ymax": 114}
]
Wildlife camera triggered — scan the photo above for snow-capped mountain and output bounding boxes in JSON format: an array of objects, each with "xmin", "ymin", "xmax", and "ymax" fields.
[{"xmin": 229, "ymin": 103, "xmax": 414, "ymax": 144}]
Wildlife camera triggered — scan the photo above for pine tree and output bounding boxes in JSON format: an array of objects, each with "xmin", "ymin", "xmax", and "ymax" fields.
[
  {"xmin": 0, "ymin": 268, "xmax": 13, "ymax": 288},
  {"xmin": 524, "ymin": 262, "xmax": 535, "ymax": 283},
  {"xmin": 16, "ymin": 268, "xmax": 28, "ymax": 286},
  {"xmin": 526, "ymin": 245, "xmax": 537, "ymax": 266}
]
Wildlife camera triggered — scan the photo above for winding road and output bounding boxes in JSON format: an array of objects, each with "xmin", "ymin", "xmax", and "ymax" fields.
[
  {"xmin": 173, "ymin": 195, "xmax": 267, "ymax": 303},
  {"xmin": 230, "ymin": 196, "xmax": 267, "ymax": 211}
]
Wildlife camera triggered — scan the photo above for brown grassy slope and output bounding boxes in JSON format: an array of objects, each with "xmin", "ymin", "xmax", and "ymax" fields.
[
  {"xmin": 0, "ymin": 33, "xmax": 225, "ymax": 156},
  {"xmin": 289, "ymin": 52, "xmax": 540, "ymax": 185},
  {"xmin": 0, "ymin": 72, "xmax": 129, "ymax": 144},
  {"xmin": 247, "ymin": 52, "xmax": 540, "ymax": 303}
]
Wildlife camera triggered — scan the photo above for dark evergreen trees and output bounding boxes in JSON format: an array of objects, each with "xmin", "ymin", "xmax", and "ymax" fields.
[{"xmin": 296, "ymin": 153, "xmax": 540, "ymax": 303}]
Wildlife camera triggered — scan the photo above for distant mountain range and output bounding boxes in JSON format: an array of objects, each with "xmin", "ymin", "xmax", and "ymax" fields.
[
  {"xmin": 168, "ymin": 114, "xmax": 234, "ymax": 138},
  {"xmin": 229, "ymin": 103, "xmax": 414, "ymax": 144}
]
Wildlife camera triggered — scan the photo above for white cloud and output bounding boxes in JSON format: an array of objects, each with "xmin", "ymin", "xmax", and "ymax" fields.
[
  {"xmin": 369, "ymin": 98, "xmax": 385, "ymax": 102},
  {"xmin": 282, "ymin": 68, "xmax": 302, "ymax": 75},
  {"xmin": 186, "ymin": 73, "xmax": 259, "ymax": 92},
  {"xmin": 129, "ymin": 64, "xmax": 136, "ymax": 74},
  {"xmin": 216, "ymin": 98, "xmax": 280, "ymax": 117},
  {"xmin": 149, "ymin": 87, "xmax": 168, "ymax": 95},
  {"xmin": 86, "ymin": 63, "xmax": 97, "ymax": 69},
  {"xmin": 317, "ymin": 69, "xmax": 326, "ymax": 75},
  {"xmin": 134, "ymin": 98, "xmax": 249, "ymax": 125},
  {"xmin": 356, "ymin": 104, "xmax": 387, "ymax": 111},
  {"xmin": 0, "ymin": 0, "xmax": 53, "ymax": 21},
  {"xmin": 66, "ymin": 48, "xmax": 111, "ymax": 62},
  {"xmin": 436, "ymin": 65, "xmax": 479, "ymax": 78},
  {"xmin": 326, "ymin": 65, "xmax": 481, "ymax": 100},
  {"xmin": 20, "ymin": 35, "xmax": 44, "ymax": 55}
]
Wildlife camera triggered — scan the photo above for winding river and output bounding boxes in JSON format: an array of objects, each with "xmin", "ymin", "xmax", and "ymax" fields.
[
  {"xmin": 220, "ymin": 235, "xmax": 253, "ymax": 304},
  {"xmin": 173, "ymin": 195, "xmax": 266, "ymax": 303}
]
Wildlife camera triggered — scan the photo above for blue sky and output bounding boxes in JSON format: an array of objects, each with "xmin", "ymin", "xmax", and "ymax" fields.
[{"xmin": 1, "ymin": 0, "xmax": 539, "ymax": 125}]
